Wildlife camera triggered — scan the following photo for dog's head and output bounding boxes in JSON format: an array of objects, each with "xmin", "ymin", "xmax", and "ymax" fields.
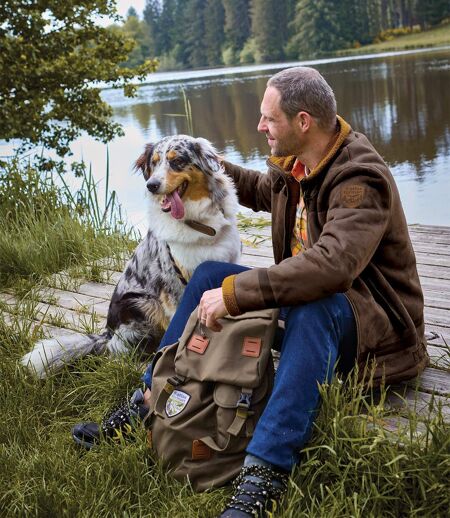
[{"xmin": 135, "ymin": 135, "xmax": 227, "ymax": 220}]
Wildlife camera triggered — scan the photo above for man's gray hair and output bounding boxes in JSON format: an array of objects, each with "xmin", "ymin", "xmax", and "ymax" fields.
[{"xmin": 268, "ymin": 67, "xmax": 337, "ymax": 132}]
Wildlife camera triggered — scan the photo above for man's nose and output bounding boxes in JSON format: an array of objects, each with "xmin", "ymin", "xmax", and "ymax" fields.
[{"xmin": 257, "ymin": 116, "xmax": 267, "ymax": 133}]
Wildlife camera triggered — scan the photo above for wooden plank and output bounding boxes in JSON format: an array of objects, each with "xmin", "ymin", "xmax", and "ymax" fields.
[
  {"xmin": 34, "ymin": 287, "xmax": 110, "ymax": 318},
  {"xmin": 76, "ymin": 281, "xmax": 115, "ymax": 300},
  {"xmin": 384, "ymin": 387, "xmax": 450, "ymax": 420},
  {"xmin": 409, "ymin": 224, "xmax": 450, "ymax": 234},
  {"xmin": 417, "ymin": 264, "xmax": 450, "ymax": 281},
  {"xmin": 410, "ymin": 232, "xmax": 450, "ymax": 245},
  {"xmin": 1, "ymin": 310, "xmax": 83, "ymax": 339},
  {"xmin": 420, "ymin": 276, "xmax": 450, "ymax": 291},
  {"xmin": 423, "ymin": 287, "xmax": 450, "ymax": 311},
  {"xmin": 412, "ymin": 242, "xmax": 450, "ymax": 257},
  {"xmin": 427, "ymin": 345, "xmax": 449, "ymax": 370},
  {"xmin": 424, "ymin": 306, "xmax": 450, "ymax": 328},
  {"xmin": 0, "ymin": 294, "xmax": 106, "ymax": 333},
  {"xmin": 406, "ymin": 367, "xmax": 450, "ymax": 396},
  {"xmin": 425, "ymin": 323, "xmax": 450, "ymax": 348},
  {"xmin": 415, "ymin": 252, "xmax": 450, "ymax": 268}
]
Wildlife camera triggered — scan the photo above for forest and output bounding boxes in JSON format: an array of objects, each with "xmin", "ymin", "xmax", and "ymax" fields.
[{"xmin": 115, "ymin": 0, "xmax": 450, "ymax": 69}]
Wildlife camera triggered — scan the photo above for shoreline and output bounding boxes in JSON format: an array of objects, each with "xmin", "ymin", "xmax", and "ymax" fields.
[{"xmin": 101, "ymin": 45, "xmax": 450, "ymax": 90}]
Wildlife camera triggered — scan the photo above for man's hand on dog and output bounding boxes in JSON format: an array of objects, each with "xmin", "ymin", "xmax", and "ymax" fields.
[{"xmin": 198, "ymin": 288, "xmax": 228, "ymax": 332}]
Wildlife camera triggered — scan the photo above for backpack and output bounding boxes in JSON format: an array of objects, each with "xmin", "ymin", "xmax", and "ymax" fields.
[{"xmin": 145, "ymin": 307, "xmax": 279, "ymax": 491}]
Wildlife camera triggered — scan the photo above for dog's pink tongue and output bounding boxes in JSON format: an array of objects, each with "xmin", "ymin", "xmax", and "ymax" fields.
[{"xmin": 167, "ymin": 190, "xmax": 185, "ymax": 219}]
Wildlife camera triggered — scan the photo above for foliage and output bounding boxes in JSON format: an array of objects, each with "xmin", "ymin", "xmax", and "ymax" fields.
[
  {"xmin": 288, "ymin": 0, "xmax": 345, "ymax": 58},
  {"xmin": 0, "ymin": 1, "xmax": 157, "ymax": 156},
  {"xmin": 251, "ymin": 0, "xmax": 288, "ymax": 62},
  {"xmin": 239, "ymin": 38, "xmax": 260, "ymax": 64},
  {"xmin": 112, "ymin": 9, "xmax": 156, "ymax": 68},
  {"xmin": 204, "ymin": 0, "xmax": 226, "ymax": 67},
  {"xmin": 135, "ymin": 0, "xmax": 450, "ymax": 68}
]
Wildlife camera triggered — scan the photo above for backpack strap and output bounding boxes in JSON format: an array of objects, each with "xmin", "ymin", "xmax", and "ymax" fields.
[
  {"xmin": 227, "ymin": 388, "xmax": 254, "ymax": 437},
  {"xmin": 154, "ymin": 375, "xmax": 187, "ymax": 417},
  {"xmin": 198, "ymin": 388, "xmax": 254, "ymax": 452}
]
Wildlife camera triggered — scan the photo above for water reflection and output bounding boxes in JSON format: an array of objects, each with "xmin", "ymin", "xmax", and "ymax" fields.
[
  {"xmin": 2, "ymin": 48, "xmax": 449, "ymax": 230},
  {"xmin": 109, "ymin": 49, "xmax": 450, "ymax": 177}
]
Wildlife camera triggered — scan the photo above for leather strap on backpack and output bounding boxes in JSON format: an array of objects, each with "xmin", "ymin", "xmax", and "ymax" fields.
[{"xmin": 154, "ymin": 375, "xmax": 187, "ymax": 417}]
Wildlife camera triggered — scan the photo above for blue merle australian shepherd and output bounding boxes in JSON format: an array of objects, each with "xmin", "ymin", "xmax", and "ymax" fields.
[{"xmin": 22, "ymin": 135, "xmax": 242, "ymax": 377}]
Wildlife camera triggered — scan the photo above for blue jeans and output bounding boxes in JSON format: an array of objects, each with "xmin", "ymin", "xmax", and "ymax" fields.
[{"xmin": 143, "ymin": 261, "xmax": 357, "ymax": 472}]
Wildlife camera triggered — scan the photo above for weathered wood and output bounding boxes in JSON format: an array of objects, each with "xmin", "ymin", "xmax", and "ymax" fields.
[
  {"xmin": 406, "ymin": 367, "xmax": 450, "ymax": 396},
  {"xmin": 427, "ymin": 344, "xmax": 449, "ymax": 370},
  {"xmin": 76, "ymin": 282, "xmax": 115, "ymax": 301},
  {"xmin": 415, "ymin": 252, "xmax": 450, "ymax": 268},
  {"xmin": 424, "ymin": 306, "xmax": 450, "ymax": 328},
  {"xmin": 4, "ymin": 222, "xmax": 450, "ymax": 432},
  {"xmin": 33, "ymin": 287, "xmax": 110, "ymax": 318},
  {"xmin": 0, "ymin": 293, "xmax": 106, "ymax": 333},
  {"xmin": 384, "ymin": 386, "xmax": 450, "ymax": 420},
  {"xmin": 416, "ymin": 264, "xmax": 450, "ymax": 280}
]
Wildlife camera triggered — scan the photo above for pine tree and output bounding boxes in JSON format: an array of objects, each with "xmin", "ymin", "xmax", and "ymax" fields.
[
  {"xmin": 143, "ymin": 0, "xmax": 162, "ymax": 54},
  {"xmin": 119, "ymin": 8, "xmax": 155, "ymax": 67},
  {"xmin": 223, "ymin": 0, "xmax": 251, "ymax": 53},
  {"xmin": 288, "ymin": 0, "xmax": 345, "ymax": 58},
  {"xmin": 251, "ymin": 0, "xmax": 287, "ymax": 62},
  {"xmin": 204, "ymin": 0, "xmax": 225, "ymax": 66},
  {"xmin": 184, "ymin": 0, "xmax": 208, "ymax": 68}
]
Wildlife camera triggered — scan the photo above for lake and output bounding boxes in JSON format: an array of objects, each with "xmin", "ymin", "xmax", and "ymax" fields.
[{"xmin": 3, "ymin": 47, "xmax": 450, "ymax": 233}]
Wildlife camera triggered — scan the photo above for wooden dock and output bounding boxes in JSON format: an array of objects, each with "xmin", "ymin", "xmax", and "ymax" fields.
[{"xmin": 1, "ymin": 222, "xmax": 449, "ymax": 431}]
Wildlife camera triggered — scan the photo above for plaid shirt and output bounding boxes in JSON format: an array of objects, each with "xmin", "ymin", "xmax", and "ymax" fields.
[{"xmin": 290, "ymin": 159, "xmax": 308, "ymax": 256}]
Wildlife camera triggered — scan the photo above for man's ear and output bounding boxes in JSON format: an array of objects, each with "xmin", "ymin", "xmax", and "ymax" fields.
[
  {"xmin": 297, "ymin": 111, "xmax": 313, "ymax": 132},
  {"xmin": 134, "ymin": 143, "xmax": 154, "ymax": 180}
]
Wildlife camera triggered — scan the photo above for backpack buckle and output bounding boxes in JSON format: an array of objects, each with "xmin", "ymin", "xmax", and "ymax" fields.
[
  {"xmin": 236, "ymin": 390, "xmax": 252, "ymax": 418},
  {"xmin": 164, "ymin": 375, "xmax": 186, "ymax": 394}
]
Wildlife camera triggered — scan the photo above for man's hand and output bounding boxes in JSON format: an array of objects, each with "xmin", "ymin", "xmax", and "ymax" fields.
[{"xmin": 198, "ymin": 287, "xmax": 228, "ymax": 332}]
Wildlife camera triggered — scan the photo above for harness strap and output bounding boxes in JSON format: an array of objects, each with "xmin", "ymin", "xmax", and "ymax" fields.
[{"xmin": 166, "ymin": 244, "xmax": 188, "ymax": 286}]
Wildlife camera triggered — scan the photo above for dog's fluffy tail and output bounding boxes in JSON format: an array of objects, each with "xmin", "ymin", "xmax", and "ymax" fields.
[{"xmin": 21, "ymin": 332, "xmax": 109, "ymax": 378}]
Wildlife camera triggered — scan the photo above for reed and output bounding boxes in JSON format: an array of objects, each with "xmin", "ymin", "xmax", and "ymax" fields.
[{"xmin": 0, "ymin": 155, "xmax": 136, "ymax": 291}]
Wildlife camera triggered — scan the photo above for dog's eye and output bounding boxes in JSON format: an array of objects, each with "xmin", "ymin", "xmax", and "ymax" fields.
[{"xmin": 170, "ymin": 158, "xmax": 186, "ymax": 171}]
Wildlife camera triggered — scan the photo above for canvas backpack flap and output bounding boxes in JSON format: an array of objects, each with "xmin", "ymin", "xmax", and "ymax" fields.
[{"xmin": 174, "ymin": 307, "xmax": 279, "ymax": 388}]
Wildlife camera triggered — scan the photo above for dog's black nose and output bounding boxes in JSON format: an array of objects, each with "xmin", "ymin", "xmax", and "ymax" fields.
[{"xmin": 146, "ymin": 179, "xmax": 161, "ymax": 193}]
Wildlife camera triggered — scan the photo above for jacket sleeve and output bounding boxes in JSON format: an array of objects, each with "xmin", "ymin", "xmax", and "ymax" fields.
[
  {"xmin": 222, "ymin": 166, "xmax": 392, "ymax": 314},
  {"xmin": 223, "ymin": 160, "xmax": 272, "ymax": 213}
]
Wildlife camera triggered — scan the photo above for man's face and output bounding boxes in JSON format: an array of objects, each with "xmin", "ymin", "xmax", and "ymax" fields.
[{"xmin": 257, "ymin": 86, "xmax": 302, "ymax": 157}]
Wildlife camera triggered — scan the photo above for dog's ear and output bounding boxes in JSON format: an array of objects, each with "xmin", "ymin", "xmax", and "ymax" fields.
[
  {"xmin": 192, "ymin": 137, "xmax": 222, "ymax": 175},
  {"xmin": 134, "ymin": 143, "xmax": 155, "ymax": 180}
]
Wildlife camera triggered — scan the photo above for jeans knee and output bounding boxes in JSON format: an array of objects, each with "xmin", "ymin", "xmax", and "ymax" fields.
[
  {"xmin": 287, "ymin": 294, "xmax": 346, "ymax": 327},
  {"xmin": 190, "ymin": 261, "xmax": 224, "ymax": 287}
]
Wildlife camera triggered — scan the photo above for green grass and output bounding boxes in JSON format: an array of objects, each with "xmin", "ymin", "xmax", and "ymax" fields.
[
  {"xmin": 0, "ymin": 157, "xmax": 449, "ymax": 516},
  {"xmin": 337, "ymin": 22, "xmax": 450, "ymax": 56},
  {"xmin": 0, "ymin": 157, "xmax": 136, "ymax": 292},
  {"xmin": 0, "ymin": 311, "xmax": 448, "ymax": 517}
]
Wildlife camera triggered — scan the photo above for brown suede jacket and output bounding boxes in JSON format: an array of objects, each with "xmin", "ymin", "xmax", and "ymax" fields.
[{"xmin": 222, "ymin": 116, "xmax": 428, "ymax": 385}]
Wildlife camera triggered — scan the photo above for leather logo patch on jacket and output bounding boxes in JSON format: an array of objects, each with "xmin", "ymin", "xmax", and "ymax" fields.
[{"xmin": 341, "ymin": 184, "xmax": 366, "ymax": 208}]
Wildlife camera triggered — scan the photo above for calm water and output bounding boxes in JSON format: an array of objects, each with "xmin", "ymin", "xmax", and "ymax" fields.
[{"xmin": 3, "ymin": 48, "xmax": 450, "ymax": 233}]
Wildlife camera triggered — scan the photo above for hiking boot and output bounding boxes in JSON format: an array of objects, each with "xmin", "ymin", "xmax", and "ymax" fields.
[
  {"xmin": 218, "ymin": 464, "xmax": 288, "ymax": 517},
  {"xmin": 72, "ymin": 388, "xmax": 149, "ymax": 449}
]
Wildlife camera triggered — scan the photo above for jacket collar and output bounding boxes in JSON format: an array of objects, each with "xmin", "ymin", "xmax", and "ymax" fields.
[{"xmin": 267, "ymin": 115, "xmax": 352, "ymax": 179}]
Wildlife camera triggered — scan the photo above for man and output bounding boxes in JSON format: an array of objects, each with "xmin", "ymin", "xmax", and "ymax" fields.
[{"xmin": 73, "ymin": 67, "xmax": 428, "ymax": 517}]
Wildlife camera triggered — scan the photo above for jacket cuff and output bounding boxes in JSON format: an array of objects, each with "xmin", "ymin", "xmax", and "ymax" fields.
[{"xmin": 222, "ymin": 275, "xmax": 242, "ymax": 316}]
